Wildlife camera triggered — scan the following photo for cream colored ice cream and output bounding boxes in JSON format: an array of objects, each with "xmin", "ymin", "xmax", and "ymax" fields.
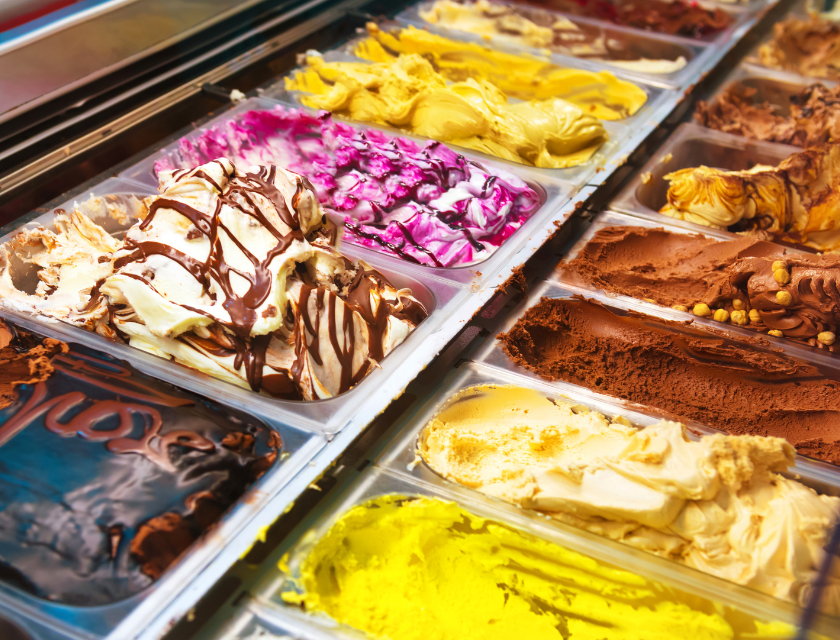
[
  {"xmin": 417, "ymin": 0, "xmax": 687, "ymax": 74},
  {"xmin": 285, "ymin": 53, "xmax": 608, "ymax": 169},
  {"xmin": 418, "ymin": 384, "xmax": 840, "ymax": 613},
  {"xmin": 355, "ymin": 24, "xmax": 649, "ymax": 119},
  {"xmin": 0, "ymin": 160, "xmax": 427, "ymax": 400},
  {"xmin": 660, "ymin": 144, "xmax": 840, "ymax": 251}
]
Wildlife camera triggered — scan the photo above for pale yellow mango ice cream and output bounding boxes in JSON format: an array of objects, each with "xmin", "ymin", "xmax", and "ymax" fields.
[
  {"xmin": 282, "ymin": 495, "xmax": 798, "ymax": 640},
  {"xmin": 419, "ymin": 384, "xmax": 840, "ymax": 614},
  {"xmin": 285, "ymin": 53, "xmax": 608, "ymax": 169}
]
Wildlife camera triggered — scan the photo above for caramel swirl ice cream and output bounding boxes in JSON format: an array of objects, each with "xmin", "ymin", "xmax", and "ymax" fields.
[
  {"xmin": 660, "ymin": 144, "xmax": 840, "ymax": 251},
  {"xmin": 0, "ymin": 160, "xmax": 427, "ymax": 400}
]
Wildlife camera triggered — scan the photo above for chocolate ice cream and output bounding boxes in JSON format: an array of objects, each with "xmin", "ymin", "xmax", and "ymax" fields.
[
  {"xmin": 498, "ymin": 297, "xmax": 840, "ymax": 465},
  {"xmin": 561, "ymin": 225, "xmax": 840, "ymax": 351},
  {"xmin": 519, "ymin": 0, "xmax": 731, "ymax": 39},
  {"xmin": 695, "ymin": 82, "xmax": 840, "ymax": 147},
  {"xmin": 756, "ymin": 15, "xmax": 840, "ymax": 80},
  {"xmin": 0, "ymin": 319, "xmax": 284, "ymax": 604}
]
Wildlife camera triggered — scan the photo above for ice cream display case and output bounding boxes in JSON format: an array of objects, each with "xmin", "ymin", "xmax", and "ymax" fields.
[{"xmin": 0, "ymin": 0, "xmax": 834, "ymax": 639}]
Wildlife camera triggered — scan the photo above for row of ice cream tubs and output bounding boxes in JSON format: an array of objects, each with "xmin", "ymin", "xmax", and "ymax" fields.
[
  {"xmin": 173, "ymin": 3, "xmax": 840, "ymax": 639},
  {"xmin": 0, "ymin": 0, "xmax": 802, "ymax": 639}
]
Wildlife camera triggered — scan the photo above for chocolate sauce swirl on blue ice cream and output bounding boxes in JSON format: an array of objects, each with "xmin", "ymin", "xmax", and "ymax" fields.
[{"xmin": 0, "ymin": 320, "xmax": 282, "ymax": 605}]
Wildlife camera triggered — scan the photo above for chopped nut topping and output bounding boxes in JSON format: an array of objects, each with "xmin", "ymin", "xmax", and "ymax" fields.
[
  {"xmin": 818, "ymin": 331, "xmax": 836, "ymax": 346},
  {"xmin": 713, "ymin": 309, "xmax": 729, "ymax": 322},
  {"xmin": 776, "ymin": 291, "xmax": 792, "ymax": 306},
  {"xmin": 693, "ymin": 303, "xmax": 711, "ymax": 317}
]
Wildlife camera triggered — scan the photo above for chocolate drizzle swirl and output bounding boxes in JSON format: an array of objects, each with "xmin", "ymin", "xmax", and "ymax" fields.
[{"xmin": 0, "ymin": 324, "xmax": 283, "ymax": 605}]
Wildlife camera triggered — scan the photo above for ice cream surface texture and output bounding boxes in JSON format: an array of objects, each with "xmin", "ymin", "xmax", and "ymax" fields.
[
  {"xmin": 154, "ymin": 107, "xmax": 541, "ymax": 268},
  {"xmin": 419, "ymin": 384, "xmax": 840, "ymax": 612},
  {"xmin": 499, "ymin": 297, "xmax": 840, "ymax": 465},
  {"xmin": 417, "ymin": 1, "xmax": 687, "ymax": 74},
  {"xmin": 660, "ymin": 144, "xmax": 840, "ymax": 251},
  {"xmin": 517, "ymin": 0, "xmax": 731, "ymax": 38},
  {"xmin": 561, "ymin": 225, "xmax": 840, "ymax": 351},
  {"xmin": 756, "ymin": 16, "xmax": 840, "ymax": 80},
  {"xmin": 0, "ymin": 318, "xmax": 283, "ymax": 604},
  {"xmin": 285, "ymin": 53, "xmax": 608, "ymax": 169},
  {"xmin": 354, "ymin": 23, "xmax": 649, "ymax": 117},
  {"xmin": 0, "ymin": 160, "xmax": 427, "ymax": 400},
  {"xmin": 695, "ymin": 82, "xmax": 840, "ymax": 147},
  {"xmin": 282, "ymin": 494, "xmax": 788, "ymax": 640}
]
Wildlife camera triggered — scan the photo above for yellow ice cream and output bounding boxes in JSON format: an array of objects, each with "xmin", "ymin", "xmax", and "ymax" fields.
[
  {"xmin": 285, "ymin": 53, "xmax": 608, "ymax": 169},
  {"xmin": 282, "ymin": 495, "xmax": 794, "ymax": 640},
  {"xmin": 419, "ymin": 385, "xmax": 840, "ymax": 614},
  {"xmin": 660, "ymin": 144, "xmax": 840, "ymax": 251},
  {"xmin": 415, "ymin": 1, "xmax": 687, "ymax": 76},
  {"xmin": 354, "ymin": 23, "xmax": 648, "ymax": 120}
]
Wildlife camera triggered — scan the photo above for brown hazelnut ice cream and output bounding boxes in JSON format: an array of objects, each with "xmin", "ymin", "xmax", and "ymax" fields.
[
  {"xmin": 756, "ymin": 15, "xmax": 840, "ymax": 80},
  {"xmin": 561, "ymin": 225, "xmax": 840, "ymax": 351},
  {"xmin": 695, "ymin": 82, "xmax": 840, "ymax": 147}
]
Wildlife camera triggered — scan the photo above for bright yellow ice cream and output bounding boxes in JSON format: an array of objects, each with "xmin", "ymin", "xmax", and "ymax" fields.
[
  {"xmin": 419, "ymin": 385, "xmax": 840, "ymax": 614},
  {"xmin": 285, "ymin": 53, "xmax": 608, "ymax": 169},
  {"xmin": 660, "ymin": 144, "xmax": 840, "ymax": 251},
  {"xmin": 354, "ymin": 23, "xmax": 648, "ymax": 120},
  {"xmin": 281, "ymin": 495, "xmax": 793, "ymax": 640}
]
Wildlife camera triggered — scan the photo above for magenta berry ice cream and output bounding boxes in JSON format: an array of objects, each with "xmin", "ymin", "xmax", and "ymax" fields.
[{"xmin": 154, "ymin": 107, "xmax": 542, "ymax": 268}]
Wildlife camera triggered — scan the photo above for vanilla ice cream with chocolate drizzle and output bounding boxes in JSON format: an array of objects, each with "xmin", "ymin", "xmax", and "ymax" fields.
[{"xmin": 0, "ymin": 159, "xmax": 428, "ymax": 400}]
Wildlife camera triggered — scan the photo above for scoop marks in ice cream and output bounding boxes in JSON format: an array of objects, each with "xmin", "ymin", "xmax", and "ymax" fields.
[
  {"xmin": 419, "ymin": 384, "xmax": 840, "ymax": 612},
  {"xmin": 660, "ymin": 144, "xmax": 840, "ymax": 252},
  {"xmin": 281, "ymin": 495, "xmax": 786, "ymax": 640},
  {"xmin": 756, "ymin": 15, "xmax": 840, "ymax": 80},
  {"xmin": 499, "ymin": 297, "xmax": 840, "ymax": 465},
  {"xmin": 695, "ymin": 82, "xmax": 840, "ymax": 147},
  {"xmin": 0, "ymin": 160, "xmax": 427, "ymax": 400},
  {"xmin": 0, "ymin": 319, "xmax": 282, "ymax": 604},
  {"xmin": 417, "ymin": 1, "xmax": 687, "ymax": 73},
  {"xmin": 285, "ymin": 53, "xmax": 608, "ymax": 169},
  {"xmin": 355, "ymin": 23, "xmax": 650, "ymax": 115},
  {"xmin": 561, "ymin": 225, "xmax": 840, "ymax": 351},
  {"xmin": 154, "ymin": 107, "xmax": 541, "ymax": 268}
]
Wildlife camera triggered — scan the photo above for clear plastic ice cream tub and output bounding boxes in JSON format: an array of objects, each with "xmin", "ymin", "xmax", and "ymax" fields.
[
  {"xmin": 0, "ymin": 176, "xmax": 470, "ymax": 435},
  {"xmin": 609, "ymin": 121, "xmax": 805, "ymax": 241},
  {"xmin": 374, "ymin": 360, "xmax": 840, "ymax": 630},
  {"xmin": 260, "ymin": 49, "xmax": 635, "ymax": 189},
  {"xmin": 0, "ymin": 313, "xmax": 324, "ymax": 640},
  {"xmin": 396, "ymin": 2, "xmax": 714, "ymax": 89},
  {"xmin": 118, "ymin": 96, "xmax": 576, "ymax": 286},
  {"xmin": 224, "ymin": 465, "xmax": 837, "ymax": 640}
]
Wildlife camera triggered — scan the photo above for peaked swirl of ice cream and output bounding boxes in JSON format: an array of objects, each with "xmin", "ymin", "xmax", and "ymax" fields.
[
  {"xmin": 0, "ymin": 160, "xmax": 427, "ymax": 400},
  {"xmin": 418, "ymin": 1, "xmax": 687, "ymax": 74},
  {"xmin": 660, "ymin": 144, "xmax": 840, "ymax": 251},
  {"xmin": 420, "ymin": 384, "xmax": 840, "ymax": 612},
  {"xmin": 285, "ymin": 53, "xmax": 608, "ymax": 169},
  {"xmin": 154, "ymin": 107, "xmax": 541, "ymax": 268},
  {"xmin": 756, "ymin": 15, "xmax": 840, "ymax": 80},
  {"xmin": 355, "ymin": 23, "xmax": 649, "ymax": 118}
]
